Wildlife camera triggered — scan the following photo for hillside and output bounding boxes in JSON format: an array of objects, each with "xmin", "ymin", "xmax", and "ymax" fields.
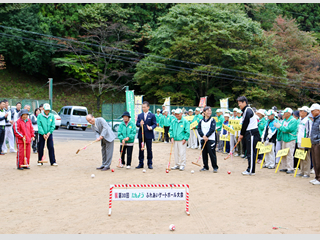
[{"xmin": 0, "ymin": 66, "xmax": 125, "ymax": 116}]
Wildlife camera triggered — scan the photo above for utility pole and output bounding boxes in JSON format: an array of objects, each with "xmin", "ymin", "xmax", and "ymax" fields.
[{"xmin": 49, "ymin": 78, "xmax": 53, "ymax": 110}]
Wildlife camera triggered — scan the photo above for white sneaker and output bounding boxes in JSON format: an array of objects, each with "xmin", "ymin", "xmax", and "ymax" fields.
[
  {"xmin": 2, "ymin": 151, "xmax": 7, "ymax": 154},
  {"xmin": 126, "ymin": 166, "xmax": 131, "ymax": 169},
  {"xmin": 52, "ymin": 163, "xmax": 58, "ymax": 166},
  {"xmin": 242, "ymin": 170, "xmax": 255, "ymax": 176},
  {"xmin": 312, "ymin": 180, "xmax": 320, "ymax": 185},
  {"xmin": 10, "ymin": 149, "xmax": 17, "ymax": 153},
  {"xmin": 164, "ymin": 141, "xmax": 168, "ymax": 144},
  {"xmin": 309, "ymin": 179, "xmax": 317, "ymax": 183},
  {"xmin": 171, "ymin": 165, "xmax": 179, "ymax": 170},
  {"xmin": 234, "ymin": 153, "xmax": 239, "ymax": 157},
  {"xmin": 187, "ymin": 146, "xmax": 190, "ymax": 149},
  {"xmin": 179, "ymin": 166, "xmax": 185, "ymax": 171},
  {"xmin": 191, "ymin": 146, "xmax": 195, "ymax": 149},
  {"xmin": 37, "ymin": 163, "xmax": 43, "ymax": 166},
  {"xmin": 198, "ymin": 147, "xmax": 201, "ymax": 150},
  {"xmin": 310, "ymin": 169, "xmax": 315, "ymax": 174}
]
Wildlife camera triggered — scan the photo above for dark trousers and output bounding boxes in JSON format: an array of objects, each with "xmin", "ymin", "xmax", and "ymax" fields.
[
  {"xmin": 32, "ymin": 131, "xmax": 39, "ymax": 152},
  {"xmin": 245, "ymin": 129, "xmax": 260, "ymax": 174},
  {"xmin": 201, "ymin": 140, "xmax": 218, "ymax": 170},
  {"xmin": 38, "ymin": 134, "xmax": 56, "ymax": 165},
  {"xmin": 0, "ymin": 126, "xmax": 5, "ymax": 154},
  {"xmin": 224, "ymin": 141, "xmax": 230, "ymax": 153},
  {"xmin": 164, "ymin": 126, "xmax": 170, "ymax": 142},
  {"xmin": 138, "ymin": 138, "xmax": 153, "ymax": 166},
  {"xmin": 311, "ymin": 143, "xmax": 320, "ymax": 181},
  {"xmin": 120, "ymin": 145, "xmax": 133, "ymax": 166}
]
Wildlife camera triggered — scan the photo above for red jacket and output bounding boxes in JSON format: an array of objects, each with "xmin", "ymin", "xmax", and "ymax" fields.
[{"xmin": 13, "ymin": 117, "xmax": 35, "ymax": 144}]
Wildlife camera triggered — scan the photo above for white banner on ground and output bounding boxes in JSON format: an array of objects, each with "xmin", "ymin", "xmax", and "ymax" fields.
[{"xmin": 112, "ymin": 189, "xmax": 186, "ymax": 201}]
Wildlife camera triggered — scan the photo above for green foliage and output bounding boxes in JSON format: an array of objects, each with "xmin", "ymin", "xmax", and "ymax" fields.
[
  {"xmin": 0, "ymin": 3, "xmax": 55, "ymax": 75},
  {"xmin": 244, "ymin": 3, "xmax": 282, "ymax": 31},
  {"xmin": 134, "ymin": 3, "xmax": 287, "ymax": 107},
  {"xmin": 277, "ymin": 3, "xmax": 320, "ymax": 32}
]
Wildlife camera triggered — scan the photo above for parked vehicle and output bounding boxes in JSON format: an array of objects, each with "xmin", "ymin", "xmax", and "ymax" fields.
[
  {"xmin": 58, "ymin": 106, "xmax": 89, "ymax": 131},
  {"xmin": 52, "ymin": 110, "xmax": 61, "ymax": 130}
]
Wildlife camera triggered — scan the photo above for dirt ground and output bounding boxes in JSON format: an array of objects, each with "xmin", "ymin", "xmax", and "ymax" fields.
[{"xmin": 1, "ymin": 140, "xmax": 320, "ymax": 234}]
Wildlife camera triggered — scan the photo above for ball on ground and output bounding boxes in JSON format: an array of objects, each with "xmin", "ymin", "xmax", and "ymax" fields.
[
  {"xmin": 227, "ymin": 171, "xmax": 231, "ymax": 174},
  {"xmin": 191, "ymin": 170, "xmax": 194, "ymax": 174},
  {"xmin": 143, "ymin": 169, "xmax": 146, "ymax": 173},
  {"xmin": 169, "ymin": 224, "xmax": 175, "ymax": 231},
  {"xmin": 91, "ymin": 174, "xmax": 95, "ymax": 178},
  {"xmin": 111, "ymin": 169, "xmax": 115, "ymax": 172},
  {"xmin": 166, "ymin": 169, "xmax": 169, "ymax": 173}
]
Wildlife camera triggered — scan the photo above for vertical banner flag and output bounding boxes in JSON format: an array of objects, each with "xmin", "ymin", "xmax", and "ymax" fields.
[
  {"xmin": 199, "ymin": 96, "xmax": 207, "ymax": 112},
  {"xmin": 220, "ymin": 98, "xmax": 229, "ymax": 114},
  {"xmin": 164, "ymin": 97, "xmax": 171, "ymax": 114},
  {"xmin": 134, "ymin": 95, "xmax": 143, "ymax": 123},
  {"xmin": 126, "ymin": 90, "xmax": 135, "ymax": 121}
]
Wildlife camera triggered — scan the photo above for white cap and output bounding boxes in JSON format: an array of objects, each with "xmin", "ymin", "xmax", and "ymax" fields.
[
  {"xmin": 310, "ymin": 103, "xmax": 320, "ymax": 111},
  {"xmin": 257, "ymin": 109, "xmax": 265, "ymax": 116},
  {"xmin": 224, "ymin": 113, "xmax": 230, "ymax": 117},
  {"xmin": 195, "ymin": 107, "xmax": 200, "ymax": 111},
  {"xmin": 188, "ymin": 109, "xmax": 193, "ymax": 112},
  {"xmin": 283, "ymin": 107, "xmax": 293, "ymax": 114},
  {"xmin": 171, "ymin": 109, "xmax": 175, "ymax": 113},
  {"xmin": 233, "ymin": 108, "xmax": 238, "ymax": 112},
  {"xmin": 163, "ymin": 109, "xmax": 168, "ymax": 113},
  {"xmin": 216, "ymin": 109, "xmax": 221, "ymax": 113},
  {"xmin": 266, "ymin": 110, "xmax": 275, "ymax": 116},
  {"xmin": 43, "ymin": 103, "xmax": 51, "ymax": 111},
  {"xmin": 237, "ymin": 109, "xmax": 242, "ymax": 114},
  {"xmin": 157, "ymin": 108, "xmax": 161, "ymax": 112},
  {"xmin": 298, "ymin": 106, "xmax": 310, "ymax": 113},
  {"xmin": 175, "ymin": 108, "xmax": 182, "ymax": 114}
]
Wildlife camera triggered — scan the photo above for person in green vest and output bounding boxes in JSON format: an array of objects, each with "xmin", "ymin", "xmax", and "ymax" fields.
[
  {"xmin": 274, "ymin": 108, "xmax": 298, "ymax": 174},
  {"xmin": 191, "ymin": 107, "xmax": 203, "ymax": 149},
  {"xmin": 215, "ymin": 109, "xmax": 224, "ymax": 152},
  {"xmin": 169, "ymin": 108, "xmax": 190, "ymax": 171},
  {"xmin": 155, "ymin": 108, "xmax": 163, "ymax": 141},
  {"xmin": 117, "ymin": 111, "xmax": 136, "ymax": 169},
  {"xmin": 37, "ymin": 103, "xmax": 57, "ymax": 166},
  {"xmin": 160, "ymin": 109, "xmax": 171, "ymax": 143},
  {"xmin": 275, "ymin": 112, "xmax": 283, "ymax": 166}
]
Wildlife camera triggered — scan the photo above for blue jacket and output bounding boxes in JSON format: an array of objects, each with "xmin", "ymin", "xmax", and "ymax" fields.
[{"xmin": 136, "ymin": 112, "xmax": 157, "ymax": 140}]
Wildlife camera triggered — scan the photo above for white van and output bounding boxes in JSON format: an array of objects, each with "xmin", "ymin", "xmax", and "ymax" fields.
[{"xmin": 58, "ymin": 106, "xmax": 89, "ymax": 131}]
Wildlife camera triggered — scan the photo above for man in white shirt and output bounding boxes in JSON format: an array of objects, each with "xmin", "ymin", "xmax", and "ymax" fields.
[
  {"xmin": 0, "ymin": 100, "xmax": 9, "ymax": 155},
  {"xmin": 2, "ymin": 100, "xmax": 16, "ymax": 153}
]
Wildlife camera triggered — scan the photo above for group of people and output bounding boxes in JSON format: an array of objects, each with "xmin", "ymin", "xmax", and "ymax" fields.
[
  {"xmin": 87, "ymin": 101, "xmax": 219, "ymax": 173},
  {"xmin": 0, "ymin": 100, "xmax": 58, "ymax": 170}
]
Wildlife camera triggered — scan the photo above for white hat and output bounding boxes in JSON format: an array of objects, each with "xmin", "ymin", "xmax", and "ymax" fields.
[
  {"xmin": 216, "ymin": 109, "xmax": 221, "ymax": 113},
  {"xmin": 233, "ymin": 108, "xmax": 238, "ymax": 112},
  {"xmin": 257, "ymin": 109, "xmax": 265, "ymax": 116},
  {"xmin": 175, "ymin": 108, "xmax": 182, "ymax": 114},
  {"xmin": 43, "ymin": 103, "xmax": 51, "ymax": 111},
  {"xmin": 157, "ymin": 108, "xmax": 161, "ymax": 112},
  {"xmin": 266, "ymin": 110, "xmax": 275, "ymax": 116},
  {"xmin": 162, "ymin": 104, "xmax": 166, "ymax": 107},
  {"xmin": 224, "ymin": 113, "xmax": 230, "ymax": 117},
  {"xmin": 195, "ymin": 107, "xmax": 200, "ymax": 111},
  {"xmin": 310, "ymin": 103, "xmax": 320, "ymax": 111},
  {"xmin": 237, "ymin": 109, "xmax": 242, "ymax": 114},
  {"xmin": 171, "ymin": 109, "xmax": 176, "ymax": 113},
  {"xmin": 163, "ymin": 109, "xmax": 168, "ymax": 113},
  {"xmin": 283, "ymin": 107, "xmax": 293, "ymax": 114},
  {"xmin": 188, "ymin": 109, "xmax": 193, "ymax": 112},
  {"xmin": 298, "ymin": 106, "xmax": 310, "ymax": 113}
]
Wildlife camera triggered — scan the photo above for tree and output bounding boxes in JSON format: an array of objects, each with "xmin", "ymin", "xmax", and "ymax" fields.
[
  {"xmin": 52, "ymin": 22, "xmax": 136, "ymax": 112},
  {"xmin": 244, "ymin": 3, "xmax": 282, "ymax": 31},
  {"xmin": 134, "ymin": 3, "xmax": 287, "ymax": 107},
  {"xmin": 266, "ymin": 16, "xmax": 320, "ymax": 107},
  {"xmin": 0, "ymin": 3, "xmax": 55, "ymax": 75}
]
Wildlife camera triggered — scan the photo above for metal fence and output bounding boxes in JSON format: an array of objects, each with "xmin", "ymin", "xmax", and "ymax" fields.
[
  {"xmin": 101, "ymin": 102, "xmax": 234, "ymax": 132},
  {"xmin": 0, "ymin": 98, "xmax": 49, "ymax": 113}
]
